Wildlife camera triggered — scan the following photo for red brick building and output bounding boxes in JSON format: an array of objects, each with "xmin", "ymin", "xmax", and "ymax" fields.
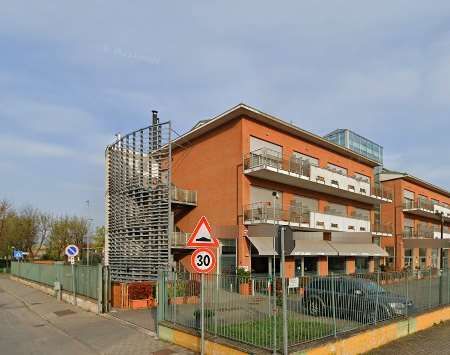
[
  {"xmin": 170, "ymin": 104, "xmax": 392, "ymax": 277},
  {"xmin": 380, "ymin": 170, "xmax": 450, "ymax": 271}
]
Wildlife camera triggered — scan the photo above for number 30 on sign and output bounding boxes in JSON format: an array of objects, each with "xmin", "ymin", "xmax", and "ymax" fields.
[{"xmin": 191, "ymin": 248, "xmax": 216, "ymax": 273}]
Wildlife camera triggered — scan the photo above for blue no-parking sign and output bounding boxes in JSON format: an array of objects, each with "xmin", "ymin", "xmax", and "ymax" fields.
[{"xmin": 65, "ymin": 244, "xmax": 79, "ymax": 257}]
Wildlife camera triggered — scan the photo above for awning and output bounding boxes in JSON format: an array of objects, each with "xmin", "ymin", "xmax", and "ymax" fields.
[
  {"xmin": 330, "ymin": 242, "xmax": 388, "ymax": 257},
  {"xmin": 291, "ymin": 240, "xmax": 338, "ymax": 256},
  {"xmin": 247, "ymin": 236, "xmax": 278, "ymax": 256}
]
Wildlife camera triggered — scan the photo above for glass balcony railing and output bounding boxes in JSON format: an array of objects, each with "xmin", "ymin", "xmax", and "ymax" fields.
[
  {"xmin": 371, "ymin": 223, "xmax": 393, "ymax": 235},
  {"xmin": 244, "ymin": 202, "xmax": 371, "ymax": 232},
  {"xmin": 171, "ymin": 231, "xmax": 191, "ymax": 247},
  {"xmin": 403, "ymin": 225, "xmax": 434, "ymax": 239},
  {"xmin": 171, "ymin": 185, "xmax": 197, "ymax": 205},
  {"xmin": 403, "ymin": 199, "xmax": 450, "ymax": 220},
  {"xmin": 243, "ymin": 149, "xmax": 392, "ymax": 201}
]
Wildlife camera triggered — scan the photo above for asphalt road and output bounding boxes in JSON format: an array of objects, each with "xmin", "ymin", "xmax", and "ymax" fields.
[{"xmin": 0, "ymin": 275, "xmax": 192, "ymax": 355}]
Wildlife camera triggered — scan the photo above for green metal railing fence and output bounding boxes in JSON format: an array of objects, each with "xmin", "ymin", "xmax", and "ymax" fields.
[
  {"xmin": 158, "ymin": 270, "xmax": 450, "ymax": 352},
  {"xmin": 11, "ymin": 262, "xmax": 100, "ymax": 300}
]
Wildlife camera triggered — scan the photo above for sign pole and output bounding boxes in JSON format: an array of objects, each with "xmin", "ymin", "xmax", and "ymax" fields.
[
  {"xmin": 201, "ymin": 272, "xmax": 205, "ymax": 355},
  {"xmin": 71, "ymin": 260, "xmax": 77, "ymax": 305}
]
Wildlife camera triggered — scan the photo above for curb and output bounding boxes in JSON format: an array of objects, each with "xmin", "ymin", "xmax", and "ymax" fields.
[{"xmin": 100, "ymin": 312, "xmax": 157, "ymax": 338}]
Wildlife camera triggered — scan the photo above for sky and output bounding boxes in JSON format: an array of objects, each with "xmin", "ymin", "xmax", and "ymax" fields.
[{"xmin": 1, "ymin": 1, "xmax": 450, "ymax": 226}]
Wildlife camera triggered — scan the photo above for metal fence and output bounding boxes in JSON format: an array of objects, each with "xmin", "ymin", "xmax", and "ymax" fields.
[
  {"xmin": 159, "ymin": 270, "xmax": 450, "ymax": 352},
  {"xmin": 11, "ymin": 262, "xmax": 100, "ymax": 300}
]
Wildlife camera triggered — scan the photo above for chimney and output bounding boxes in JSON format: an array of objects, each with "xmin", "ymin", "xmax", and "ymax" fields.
[{"xmin": 152, "ymin": 110, "xmax": 159, "ymax": 125}]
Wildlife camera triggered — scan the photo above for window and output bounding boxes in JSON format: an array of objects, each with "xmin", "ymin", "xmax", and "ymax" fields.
[
  {"xmin": 386, "ymin": 247, "xmax": 395, "ymax": 270},
  {"xmin": 404, "ymin": 249, "xmax": 413, "ymax": 269},
  {"xmin": 328, "ymin": 257, "xmax": 346, "ymax": 274},
  {"xmin": 292, "ymin": 151, "xmax": 319, "ymax": 167},
  {"xmin": 220, "ymin": 239, "xmax": 236, "ymax": 274},
  {"xmin": 250, "ymin": 186, "xmax": 282, "ymax": 220},
  {"xmin": 432, "ymin": 249, "xmax": 439, "ymax": 269},
  {"xmin": 295, "ymin": 257, "xmax": 318, "ymax": 276},
  {"xmin": 250, "ymin": 136, "xmax": 282, "ymax": 155},
  {"xmin": 356, "ymin": 257, "xmax": 369, "ymax": 273},
  {"xmin": 419, "ymin": 248, "xmax": 427, "ymax": 270},
  {"xmin": 404, "ymin": 218, "xmax": 414, "ymax": 238},
  {"xmin": 353, "ymin": 208, "xmax": 370, "ymax": 220},
  {"xmin": 325, "ymin": 203, "xmax": 347, "ymax": 217},
  {"xmin": 249, "ymin": 137, "xmax": 282, "ymax": 169},
  {"xmin": 418, "ymin": 195, "xmax": 431, "ymax": 210},
  {"xmin": 327, "ymin": 163, "xmax": 348, "ymax": 176},
  {"xmin": 291, "ymin": 195, "xmax": 318, "ymax": 212},
  {"xmin": 403, "ymin": 190, "xmax": 415, "ymax": 209}
]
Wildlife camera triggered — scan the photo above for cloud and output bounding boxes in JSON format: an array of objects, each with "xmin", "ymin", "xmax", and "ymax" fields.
[{"xmin": 0, "ymin": 135, "xmax": 75, "ymax": 158}]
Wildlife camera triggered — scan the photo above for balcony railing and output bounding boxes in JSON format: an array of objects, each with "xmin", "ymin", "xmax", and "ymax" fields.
[
  {"xmin": 403, "ymin": 199, "xmax": 450, "ymax": 218},
  {"xmin": 243, "ymin": 149, "xmax": 392, "ymax": 201},
  {"xmin": 371, "ymin": 223, "xmax": 393, "ymax": 235},
  {"xmin": 171, "ymin": 231, "xmax": 191, "ymax": 247},
  {"xmin": 171, "ymin": 185, "xmax": 197, "ymax": 205},
  {"xmin": 244, "ymin": 202, "xmax": 370, "ymax": 232},
  {"xmin": 403, "ymin": 225, "xmax": 434, "ymax": 239}
]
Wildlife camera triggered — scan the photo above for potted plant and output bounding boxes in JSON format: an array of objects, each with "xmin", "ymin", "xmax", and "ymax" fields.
[
  {"xmin": 128, "ymin": 283, "xmax": 154, "ymax": 309},
  {"xmin": 194, "ymin": 309, "xmax": 215, "ymax": 329},
  {"xmin": 236, "ymin": 267, "xmax": 251, "ymax": 295}
]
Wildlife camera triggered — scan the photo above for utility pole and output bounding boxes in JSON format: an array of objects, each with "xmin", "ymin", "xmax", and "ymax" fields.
[{"xmin": 85, "ymin": 200, "xmax": 91, "ymax": 266}]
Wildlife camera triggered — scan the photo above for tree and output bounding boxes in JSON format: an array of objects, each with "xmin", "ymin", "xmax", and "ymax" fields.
[
  {"xmin": 92, "ymin": 225, "xmax": 105, "ymax": 253},
  {"xmin": 47, "ymin": 216, "xmax": 88, "ymax": 260},
  {"xmin": 34, "ymin": 212, "xmax": 52, "ymax": 257}
]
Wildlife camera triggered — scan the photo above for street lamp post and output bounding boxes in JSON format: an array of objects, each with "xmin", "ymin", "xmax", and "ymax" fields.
[
  {"xmin": 436, "ymin": 211, "xmax": 444, "ymax": 305},
  {"xmin": 272, "ymin": 191, "xmax": 279, "ymax": 355}
]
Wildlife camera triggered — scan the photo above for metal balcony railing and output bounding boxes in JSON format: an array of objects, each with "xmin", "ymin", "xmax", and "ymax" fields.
[
  {"xmin": 403, "ymin": 198, "xmax": 450, "ymax": 214},
  {"xmin": 171, "ymin": 231, "xmax": 191, "ymax": 247},
  {"xmin": 403, "ymin": 225, "xmax": 434, "ymax": 239},
  {"xmin": 243, "ymin": 148, "xmax": 392, "ymax": 201},
  {"xmin": 244, "ymin": 201, "xmax": 370, "ymax": 226},
  {"xmin": 171, "ymin": 185, "xmax": 197, "ymax": 205}
]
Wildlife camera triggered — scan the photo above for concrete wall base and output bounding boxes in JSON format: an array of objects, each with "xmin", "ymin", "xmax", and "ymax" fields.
[
  {"xmin": 158, "ymin": 323, "xmax": 250, "ymax": 355},
  {"xmin": 10, "ymin": 276, "xmax": 98, "ymax": 313},
  {"xmin": 293, "ymin": 305, "xmax": 450, "ymax": 355}
]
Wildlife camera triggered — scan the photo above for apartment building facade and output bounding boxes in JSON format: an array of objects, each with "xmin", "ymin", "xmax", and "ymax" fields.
[
  {"xmin": 170, "ymin": 104, "xmax": 392, "ymax": 277},
  {"xmin": 380, "ymin": 170, "xmax": 450, "ymax": 271}
]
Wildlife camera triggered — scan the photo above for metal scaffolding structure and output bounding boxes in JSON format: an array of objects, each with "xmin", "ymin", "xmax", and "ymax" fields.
[{"xmin": 105, "ymin": 113, "xmax": 171, "ymax": 282}]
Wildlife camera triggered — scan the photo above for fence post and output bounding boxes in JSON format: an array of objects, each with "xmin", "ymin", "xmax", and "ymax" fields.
[
  {"xmin": 405, "ymin": 272, "xmax": 409, "ymax": 319},
  {"xmin": 173, "ymin": 272, "xmax": 177, "ymax": 324},
  {"xmin": 374, "ymin": 270, "xmax": 380, "ymax": 325},
  {"xmin": 97, "ymin": 264, "xmax": 103, "ymax": 314},
  {"xmin": 331, "ymin": 275, "xmax": 337, "ymax": 337}
]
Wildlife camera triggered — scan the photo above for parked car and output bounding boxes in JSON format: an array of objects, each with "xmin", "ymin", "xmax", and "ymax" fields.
[{"xmin": 302, "ymin": 276, "xmax": 413, "ymax": 323}]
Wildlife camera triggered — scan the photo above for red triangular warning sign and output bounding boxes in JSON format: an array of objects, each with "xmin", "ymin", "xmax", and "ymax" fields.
[{"xmin": 186, "ymin": 216, "xmax": 219, "ymax": 248}]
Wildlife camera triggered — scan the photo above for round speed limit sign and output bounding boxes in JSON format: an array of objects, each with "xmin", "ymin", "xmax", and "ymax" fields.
[{"xmin": 191, "ymin": 248, "xmax": 216, "ymax": 273}]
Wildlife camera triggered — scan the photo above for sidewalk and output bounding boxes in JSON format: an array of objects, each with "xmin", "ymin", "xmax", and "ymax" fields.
[{"xmin": 0, "ymin": 275, "xmax": 192, "ymax": 355}]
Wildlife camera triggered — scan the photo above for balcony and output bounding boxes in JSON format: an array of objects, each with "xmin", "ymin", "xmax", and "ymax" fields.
[
  {"xmin": 171, "ymin": 185, "xmax": 197, "ymax": 206},
  {"xmin": 170, "ymin": 231, "xmax": 193, "ymax": 248},
  {"xmin": 403, "ymin": 199, "xmax": 450, "ymax": 222},
  {"xmin": 403, "ymin": 225, "xmax": 450, "ymax": 249},
  {"xmin": 243, "ymin": 202, "xmax": 370, "ymax": 233},
  {"xmin": 371, "ymin": 223, "xmax": 393, "ymax": 237},
  {"xmin": 243, "ymin": 149, "xmax": 392, "ymax": 205}
]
